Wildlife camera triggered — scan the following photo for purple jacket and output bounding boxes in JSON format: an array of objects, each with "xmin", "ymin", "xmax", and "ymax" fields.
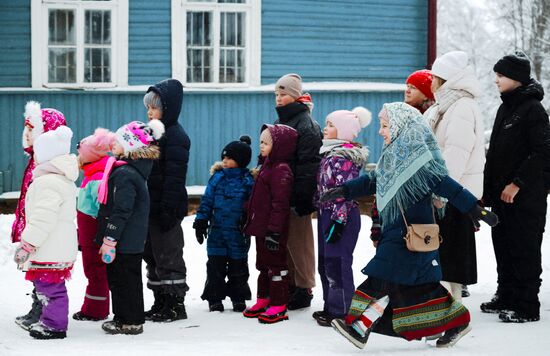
[{"xmin": 244, "ymin": 124, "xmax": 298, "ymax": 237}]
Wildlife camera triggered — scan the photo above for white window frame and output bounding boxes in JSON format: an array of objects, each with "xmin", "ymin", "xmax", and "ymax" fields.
[
  {"xmin": 31, "ymin": 0, "xmax": 128, "ymax": 89},
  {"xmin": 172, "ymin": 0, "xmax": 261, "ymax": 88}
]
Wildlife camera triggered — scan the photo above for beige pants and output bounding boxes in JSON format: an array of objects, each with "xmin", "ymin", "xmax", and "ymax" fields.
[
  {"xmin": 286, "ymin": 213, "xmax": 316, "ymax": 289},
  {"xmin": 441, "ymin": 281, "xmax": 462, "ymax": 303}
]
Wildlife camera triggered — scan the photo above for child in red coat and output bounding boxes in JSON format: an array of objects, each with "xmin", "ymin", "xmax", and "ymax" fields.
[{"xmin": 242, "ymin": 124, "xmax": 297, "ymax": 324}]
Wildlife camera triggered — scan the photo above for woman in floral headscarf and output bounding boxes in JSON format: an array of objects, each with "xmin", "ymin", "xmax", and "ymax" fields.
[{"xmin": 321, "ymin": 102, "xmax": 498, "ymax": 349}]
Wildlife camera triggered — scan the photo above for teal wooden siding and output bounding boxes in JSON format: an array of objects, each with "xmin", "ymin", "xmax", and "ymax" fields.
[
  {"xmin": 128, "ymin": 1, "xmax": 172, "ymax": 85},
  {"xmin": 0, "ymin": 89, "xmax": 402, "ymax": 192},
  {"xmin": 261, "ymin": 0, "xmax": 428, "ymax": 84},
  {"xmin": 0, "ymin": 0, "xmax": 31, "ymax": 87}
]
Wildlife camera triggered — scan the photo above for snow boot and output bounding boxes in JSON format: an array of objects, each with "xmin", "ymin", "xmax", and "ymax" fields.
[
  {"xmin": 243, "ymin": 298, "xmax": 269, "ymax": 318},
  {"xmin": 72, "ymin": 311, "xmax": 107, "ymax": 321},
  {"xmin": 144, "ymin": 290, "xmax": 165, "ymax": 321},
  {"xmin": 461, "ymin": 284, "xmax": 470, "ymax": 298},
  {"xmin": 312, "ymin": 310, "xmax": 334, "ymax": 327},
  {"xmin": 102, "ymin": 320, "xmax": 143, "ymax": 335},
  {"xmin": 232, "ymin": 300, "xmax": 246, "ymax": 312},
  {"xmin": 151, "ymin": 294, "xmax": 187, "ymax": 322},
  {"xmin": 29, "ymin": 322, "xmax": 66, "ymax": 340},
  {"xmin": 436, "ymin": 323, "xmax": 472, "ymax": 348},
  {"xmin": 209, "ymin": 301, "xmax": 224, "ymax": 312},
  {"xmin": 499, "ymin": 310, "xmax": 540, "ymax": 323},
  {"xmin": 331, "ymin": 318, "xmax": 371, "ymax": 349},
  {"xmin": 258, "ymin": 305, "xmax": 288, "ymax": 324},
  {"xmin": 287, "ymin": 288, "xmax": 313, "ymax": 310},
  {"xmin": 480, "ymin": 293, "xmax": 508, "ymax": 314},
  {"xmin": 15, "ymin": 289, "xmax": 42, "ymax": 331}
]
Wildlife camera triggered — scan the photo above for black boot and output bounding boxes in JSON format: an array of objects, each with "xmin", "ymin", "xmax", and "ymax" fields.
[
  {"xmin": 232, "ymin": 301, "xmax": 246, "ymax": 312},
  {"xmin": 461, "ymin": 284, "xmax": 470, "ymax": 298},
  {"xmin": 145, "ymin": 290, "xmax": 165, "ymax": 321},
  {"xmin": 152, "ymin": 294, "xmax": 187, "ymax": 322},
  {"xmin": 209, "ymin": 300, "xmax": 224, "ymax": 312},
  {"xmin": 480, "ymin": 293, "xmax": 508, "ymax": 314},
  {"xmin": 331, "ymin": 318, "xmax": 371, "ymax": 349},
  {"xmin": 15, "ymin": 289, "xmax": 43, "ymax": 331},
  {"xmin": 287, "ymin": 288, "xmax": 313, "ymax": 310},
  {"xmin": 436, "ymin": 323, "xmax": 472, "ymax": 348},
  {"xmin": 29, "ymin": 323, "xmax": 67, "ymax": 340},
  {"xmin": 499, "ymin": 310, "xmax": 540, "ymax": 323},
  {"xmin": 312, "ymin": 310, "xmax": 334, "ymax": 327}
]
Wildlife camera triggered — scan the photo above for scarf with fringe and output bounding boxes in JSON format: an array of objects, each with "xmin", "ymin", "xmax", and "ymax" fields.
[{"xmin": 376, "ymin": 102, "xmax": 448, "ymax": 226}]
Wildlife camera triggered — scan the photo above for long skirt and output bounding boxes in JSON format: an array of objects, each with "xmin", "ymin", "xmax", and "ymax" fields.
[{"xmin": 346, "ymin": 277, "xmax": 470, "ymax": 341}]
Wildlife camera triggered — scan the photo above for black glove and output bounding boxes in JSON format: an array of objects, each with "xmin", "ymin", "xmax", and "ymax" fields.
[
  {"xmin": 320, "ymin": 187, "xmax": 347, "ymax": 203},
  {"xmin": 193, "ymin": 219, "xmax": 209, "ymax": 244},
  {"xmin": 324, "ymin": 220, "xmax": 344, "ymax": 244},
  {"xmin": 468, "ymin": 204, "xmax": 499, "ymax": 230},
  {"xmin": 159, "ymin": 209, "xmax": 179, "ymax": 232},
  {"xmin": 265, "ymin": 232, "xmax": 280, "ymax": 251}
]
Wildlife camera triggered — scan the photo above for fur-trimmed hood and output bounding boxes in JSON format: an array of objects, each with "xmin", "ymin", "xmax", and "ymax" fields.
[{"xmin": 320, "ymin": 139, "xmax": 369, "ymax": 170}]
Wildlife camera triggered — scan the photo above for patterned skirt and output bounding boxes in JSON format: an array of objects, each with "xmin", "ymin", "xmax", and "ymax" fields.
[{"xmin": 346, "ymin": 277, "xmax": 470, "ymax": 341}]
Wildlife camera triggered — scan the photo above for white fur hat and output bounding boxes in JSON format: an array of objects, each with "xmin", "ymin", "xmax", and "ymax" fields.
[
  {"xmin": 22, "ymin": 101, "xmax": 67, "ymax": 149},
  {"xmin": 33, "ymin": 126, "xmax": 73, "ymax": 164},
  {"xmin": 431, "ymin": 51, "xmax": 469, "ymax": 81}
]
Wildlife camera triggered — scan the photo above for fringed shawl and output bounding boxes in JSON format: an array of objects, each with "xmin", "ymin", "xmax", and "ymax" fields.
[{"xmin": 375, "ymin": 102, "xmax": 448, "ymax": 225}]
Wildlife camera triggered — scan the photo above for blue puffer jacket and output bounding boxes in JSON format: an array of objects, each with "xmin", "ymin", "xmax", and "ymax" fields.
[
  {"xmin": 196, "ymin": 163, "xmax": 254, "ymax": 259},
  {"xmin": 345, "ymin": 174, "xmax": 477, "ymax": 286}
]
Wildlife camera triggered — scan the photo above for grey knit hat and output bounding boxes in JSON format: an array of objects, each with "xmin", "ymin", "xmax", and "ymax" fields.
[{"xmin": 275, "ymin": 73, "xmax": 303, "ymax": 99}]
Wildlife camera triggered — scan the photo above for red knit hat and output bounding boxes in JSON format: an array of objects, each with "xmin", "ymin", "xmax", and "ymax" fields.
[{"xmin": 406, "ymin": 70, "xmax": 434, "ymax": 100}]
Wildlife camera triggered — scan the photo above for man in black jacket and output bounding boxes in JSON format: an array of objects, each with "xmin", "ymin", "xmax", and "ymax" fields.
[
  {"xmin": 482, "ymin": 52, "xmax": 550, "ymax": 323},
  {"xmin": 273, "ymin": 74, "xmax": 322, "ymax": 309},
  {"xmin": 142, "ymin": 79, "xmax": 191, "ymax": 322}
]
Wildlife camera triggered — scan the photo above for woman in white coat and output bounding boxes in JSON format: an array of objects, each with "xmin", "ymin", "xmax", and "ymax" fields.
[{"xmin": 424, "ymin": 51, "xmax": 485, "ymax": 302}]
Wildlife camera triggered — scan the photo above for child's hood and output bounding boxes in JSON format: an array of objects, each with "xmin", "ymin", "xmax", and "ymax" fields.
[
  {"xmin": 209, "ymin": 161, "xmax": 250, "ymax": 176},
  {"xmin": 147, "ymin": 79, "xmax": 183, "ymax": 127},
  {"xmin": 263, "ymin": 124, "xmax": 298, "ymax": 163},
  {"xmin": 49, "ymin": 154, "xmax": 79, "ymax": 182},
  {"xmin": 323, "ymin": 141, "xmax": 370, "ymax": 169}
]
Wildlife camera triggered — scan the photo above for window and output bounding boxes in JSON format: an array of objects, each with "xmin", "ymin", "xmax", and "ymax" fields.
[
  {"xmin": 31, "ymin": 0, "xmax": 128, "ymax": 88},
  {"xmin": 172, "ymin": 0, "xmax": 261, "ymax": 87}
]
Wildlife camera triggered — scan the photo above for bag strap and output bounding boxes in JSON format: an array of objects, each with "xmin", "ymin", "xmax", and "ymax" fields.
[{"xmin": 398, "ymin": 202, "xmax": 437, "ymax": 226}]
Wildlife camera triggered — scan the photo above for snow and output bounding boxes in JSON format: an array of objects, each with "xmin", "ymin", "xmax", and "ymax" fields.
[{"xmin": 0, "ymin": 211, "xmax": 549, "ymax": 356}]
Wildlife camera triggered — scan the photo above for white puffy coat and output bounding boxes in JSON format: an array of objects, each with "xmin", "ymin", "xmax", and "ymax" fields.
[
  {"xmin": 425, "ymin": 66, "xmax": 485, "ymax": 199},
  {"xmin": 22, "ymin": 154, "xmax": 79, "ymax": 269}
]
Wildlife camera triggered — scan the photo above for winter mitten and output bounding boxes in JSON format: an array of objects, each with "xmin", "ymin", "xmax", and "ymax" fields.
[
  {"xmin": 468, "ymin": 204, "xmax": 499, "ymax": 229},
  {"xmin": 14, "ymin": 240, "xmax": 36, "ymax": 265},
  {"xmin": 99, "ymin": 237, "xmax": 117, "ymax": 264},
  {"xmin": 193, "ymin": 219, "xmax": 209, "ymax": 244},
  {"xmin": 265, "ymin": 232, "xmax": 281, "ymax": 251},
  {"xmin": 324, "ymin": 220, "xmax": 344, "ymax": 244},
  {"xmin": 159, "ymin": 210, "xmax": 179, "ymax": 232},
  {"xmin": 319, "ymin": 186, "xmax": 347, "ymax": 203}
]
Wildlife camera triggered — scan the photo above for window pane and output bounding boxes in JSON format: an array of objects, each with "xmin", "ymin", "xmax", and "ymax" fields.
[
  {"xmin": 85, "ymin": 10, "xmax": 111, "ymax": 45},
  {"xmin": 187, "ymin": 49, "xmax": 212, "ymax": 82},
  {"xmin": 48, "ymin": 9, "xmax": 75, "ymax": 45},
  {"xmin": 219, "ymin": 12, "xmax": 245, "ymax": 83},
  {"xmin": 48, "ymin": 48, "xmax": 76, "ymax": 83},
  {"xmin": 187, "ymin": 12, "xmax": 211, "ymax": 46},
  {"xmin": 84, "ymin": 48, "xmax": 111, "ymax": 83}
]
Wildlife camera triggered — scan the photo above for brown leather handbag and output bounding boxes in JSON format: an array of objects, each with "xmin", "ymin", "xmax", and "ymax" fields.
[{"xmin": 399, "ymin": 204, "xmax": 441, "ymax": 252}]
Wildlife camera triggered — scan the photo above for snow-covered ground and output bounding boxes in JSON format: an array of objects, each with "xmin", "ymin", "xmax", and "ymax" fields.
[{"xmin": 0, "ymin": 212, "xmax": 549, "ymax": 356}]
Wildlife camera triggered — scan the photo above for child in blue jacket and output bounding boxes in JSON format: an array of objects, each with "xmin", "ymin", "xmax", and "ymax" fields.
[{"xmin": 193, "ymin": 136, "xmax": 254, "ymax": 312}]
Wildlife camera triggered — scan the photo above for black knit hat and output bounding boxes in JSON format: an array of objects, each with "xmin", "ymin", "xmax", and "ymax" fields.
[
  {"xmin": 221, "ymin": 135, "xmax": 252, "ymax": 168},
  {"xmin": 493, "ymin": 52, "xmax": 531, "ymax": 84}
]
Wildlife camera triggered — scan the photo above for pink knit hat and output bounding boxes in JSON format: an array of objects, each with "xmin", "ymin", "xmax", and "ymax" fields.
[
  {"xmin": 77, "ymin": 128, "xmax": 116, "ymax": 165},
  {"xmin": 326, "ymin": 107, "xmax": 372, "ymax": 142},
  {"xmin": 22, "ymin": 101, "xmax": 67, "ymax": 149},
  {"xmin": 115, "ymin": 120, "xmax": 165, "ymax": 153}
]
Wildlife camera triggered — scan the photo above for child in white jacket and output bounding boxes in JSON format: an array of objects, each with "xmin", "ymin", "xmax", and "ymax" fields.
[{"xmin": 14, "ymin": 124, "xmax": 79, "ymax": 340}]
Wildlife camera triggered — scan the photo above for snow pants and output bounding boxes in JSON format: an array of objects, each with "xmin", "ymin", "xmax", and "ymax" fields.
[
  {"xmin": 317, "ymin": 207, "xmax": 360, "ymax": 317},
  {"xmin": 144, "ymin": 220, "xmax": 189, "ymax": 297},
  {"xmin": 286, "ymin": 213, "xmax": 316, "ymax": 289},
  {"xmin": 77, "ymin": 211, "xmax": 110, "ymax": 319},
  {"xmin": 201, "ymin": 255, "xmax": 251, "ymax": 302},
  {"xmin": 255, "ymin": 233, "xmax": 289, "ymax": 306},
  {"xmin": 106, "ymin": 253, "xmax": 144, "ymax": 325},
  {"xmin": 34, "ymin": 280, "xmax": 69, "ymax": 331}
]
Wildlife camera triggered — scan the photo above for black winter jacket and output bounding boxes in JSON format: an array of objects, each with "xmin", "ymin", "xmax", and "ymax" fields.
[
  {"xmin": 275, "ymin": 102, "xmax": 322, "ymax": 215},
  {"xmin": 147, "ymin": 79, "xmax": 191, "ymax": 220},
  {"xmin": 96, "ymin": 159, "xmax": 153, "ymax": 254},
  {"xmin": 484, "ymin": 79, "xmax": 550, "ymax": 207}
]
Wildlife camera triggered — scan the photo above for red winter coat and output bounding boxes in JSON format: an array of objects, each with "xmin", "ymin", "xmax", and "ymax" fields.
[{"xmin": 244, "ymin": 124, "xmax": 298, "ymax": 237}]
